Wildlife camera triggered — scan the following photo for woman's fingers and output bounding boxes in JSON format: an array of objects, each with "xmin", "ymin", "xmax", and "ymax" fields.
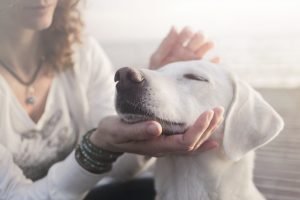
[
  {"xmin": 171, "ymin": 27, "xmax": 197, "ymax": 60},
  {"xmin": 92, "ymin": 116, "xmax": 162, "ymax": 151},
  {"xmin": 113, "ymin": 120, "xmax": 162, "ymax": 143},
  {"xmin": 193, "ymin": 107, "xmax": 224, "ymax": 150},
  {"xmin": 149, "ymin": 26, "xmax": 219, "ymax": 69},
  {"xmin": 142, "ymin": 109, "xmax": 221, "ymax": 155},
  {"xmin": 169, "ymin": 30, "xmax": 217, "ymax": 64},
  {"xmin": 150, "ymin": 27, "xmax": 178, "ymax": 69},
  {"xmin": 160, "ymin": 27, "xmax": 198, "ymax": 65},
  {"xmin": 186, "ymin": 31, "xmax": 205, "ymax": 52},
  {"xmin": 92, "ymin": 106, "xmax": 224, "ymax": 157},
  {"xmin": 171, "ymin": 46, "xmax": 197, "ymax": 61},
  {"xmin": 176, "ymin": 26, "xmax": 194, "ymax": 47},
  {"xmin": 162, "ymin": 107, "xmax": 224, "ymax": 156},
  {"xmin": 177, "ymin": 110, "xmax": 214, "ymax": 150},
  {"xmin": 118, "ymin": 108, "xmax": 220, "ymax": 156},
  {"xmin": 195, "ymin": 41, "xmax": 215, "ymax": 59}
]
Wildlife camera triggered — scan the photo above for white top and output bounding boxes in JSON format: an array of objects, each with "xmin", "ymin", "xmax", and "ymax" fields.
[{"xmin": 0, "ymin": 37, "xmax": 129, "ymax": 200}]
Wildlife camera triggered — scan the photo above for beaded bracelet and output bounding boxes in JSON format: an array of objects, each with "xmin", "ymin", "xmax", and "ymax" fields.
[{"xmin": 75, "ymin": 128, "xmax": 123, "ymax": 174}]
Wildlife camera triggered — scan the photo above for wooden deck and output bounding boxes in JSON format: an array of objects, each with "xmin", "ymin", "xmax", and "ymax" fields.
[{"xmin": 254, "ymin": 88, "xmax": 300, "ymax": 200}]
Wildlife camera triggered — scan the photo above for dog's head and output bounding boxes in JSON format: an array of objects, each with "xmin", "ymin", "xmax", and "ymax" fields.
[{"xmin": 114, "ymin": 60, "xmax": 284, "ymax": 161}]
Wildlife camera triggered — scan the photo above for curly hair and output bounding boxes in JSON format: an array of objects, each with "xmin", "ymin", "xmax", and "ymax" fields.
[{"xmin": 42, "ymin": 0, "xmax": 83, "ymax": 72}]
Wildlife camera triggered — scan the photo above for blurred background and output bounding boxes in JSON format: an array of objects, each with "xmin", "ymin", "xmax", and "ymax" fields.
[
  {"xmin": 84, "ymin": 0, "xmax": 300, "ymax": 88},
  {"xmin": 83, "ymin": 0, "xmax": 300, "ymax": 199}
]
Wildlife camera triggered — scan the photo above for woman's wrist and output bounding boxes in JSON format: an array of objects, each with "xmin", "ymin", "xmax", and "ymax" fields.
[{"xmin": 75, "ymin": 129, "xmax": 123, "ymax": 174}]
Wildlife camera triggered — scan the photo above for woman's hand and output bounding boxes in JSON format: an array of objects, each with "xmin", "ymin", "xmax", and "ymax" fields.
[
  {"xmin": 90, "ymin": 107, "xmax": 224, "ymax": 157},
  {"xmin": 149, "ymin": 27, "xmax": 220, "ymax": 70}
]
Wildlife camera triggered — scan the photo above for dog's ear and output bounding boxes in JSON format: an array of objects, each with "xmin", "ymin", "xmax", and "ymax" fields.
[{"xmin": 223, "ymin": 77, "xmax": 284, "ymax": 161}]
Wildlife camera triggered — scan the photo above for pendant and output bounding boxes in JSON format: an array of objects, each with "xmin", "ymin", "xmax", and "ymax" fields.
[
  {"xmin": 25, "ymin": 86, "xmax": 36, "ymax": 105},
  {"xmin": 25, "ymin": 96, "xmax": 36, "ymax": 105}
]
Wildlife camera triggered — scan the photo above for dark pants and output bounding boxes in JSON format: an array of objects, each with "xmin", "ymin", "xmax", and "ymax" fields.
[{"xmin": 84, "ymin": 178, "xmax": 156, "ymax": 200}]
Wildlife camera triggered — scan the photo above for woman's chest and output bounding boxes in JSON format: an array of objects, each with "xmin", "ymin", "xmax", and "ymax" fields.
[
  {"xmin": 0, "ymin": 78, "xmax": 81, "ymax": 180},
  {"xmin": 3, "ymin": 70, "xmax": 55, "ymax": 124}
]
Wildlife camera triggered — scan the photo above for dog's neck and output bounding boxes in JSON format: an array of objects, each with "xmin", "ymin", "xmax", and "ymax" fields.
[{"xmin": 154, "ymin": 150, "xmax": 264, "ymax": 200}]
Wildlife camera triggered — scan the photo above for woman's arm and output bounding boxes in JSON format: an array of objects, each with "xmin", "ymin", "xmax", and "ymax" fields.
[{"xmin": 0, "ymin": 144, "xmax": 107, "ymax": 200}]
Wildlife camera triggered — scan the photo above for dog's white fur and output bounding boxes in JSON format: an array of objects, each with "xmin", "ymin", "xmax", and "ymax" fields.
[{"xmin": 116, "ymin": 61, "xmax": 284, "ymax": 200}]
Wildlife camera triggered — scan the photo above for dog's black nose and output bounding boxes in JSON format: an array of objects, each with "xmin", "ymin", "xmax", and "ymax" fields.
[{"xmin": 115, "ymin": 67, "xmax": 144, "ymax": 91}]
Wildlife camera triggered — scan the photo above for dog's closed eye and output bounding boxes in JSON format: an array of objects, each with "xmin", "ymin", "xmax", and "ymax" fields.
[{"xmin": 183, "ymin": 74, "xmax": 209, "ymax": 82}]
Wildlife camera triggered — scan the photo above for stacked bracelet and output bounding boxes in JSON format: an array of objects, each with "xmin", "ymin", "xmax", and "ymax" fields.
[{"xmin": 75, "ymin": 128, "xmax": 123, "ymax": 174}]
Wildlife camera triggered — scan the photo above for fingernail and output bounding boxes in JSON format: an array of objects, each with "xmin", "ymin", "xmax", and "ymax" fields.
[
  {"xmin": 214, "ymin": 106, "xmax": 225, "ymax": 115},
  {"xmin": 207, "ymin": 110, "xmax": 214, "ymax": 121},
  {"xmin": 147, "ymin": 123, "xmax": 160, "ymax": 135}
]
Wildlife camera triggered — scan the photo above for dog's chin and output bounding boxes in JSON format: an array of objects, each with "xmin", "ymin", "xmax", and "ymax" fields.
[{"xmin": 119, "ymin": 113, "xmax": 187, "ymax": 136}]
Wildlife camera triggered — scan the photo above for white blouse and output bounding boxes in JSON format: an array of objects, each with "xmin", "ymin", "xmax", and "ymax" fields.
[{"xmin": 0, "ymin": 37, "xmax": 144, "ymax": 200}]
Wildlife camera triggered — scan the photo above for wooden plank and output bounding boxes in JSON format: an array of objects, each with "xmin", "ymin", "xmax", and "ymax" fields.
[{"xmin": 254, "ymin": 88, "xmax": 300, "ymax": 200}]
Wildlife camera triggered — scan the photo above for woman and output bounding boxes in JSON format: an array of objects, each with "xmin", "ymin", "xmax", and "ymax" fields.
[{"xmin": 0, "ymin": 0, "xmax": 223, "ymax": 199}]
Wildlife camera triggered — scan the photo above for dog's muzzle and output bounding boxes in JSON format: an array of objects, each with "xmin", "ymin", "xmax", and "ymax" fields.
[
  {"xmin": 114, "ymin": 67, "xmax": 187, "ymax": 135},
  {"xmin": 114, "ymin": 67, "xmax": 149, "ymax": 115},
  {"xmin": 114, "ymin": 67, "xmax": 145, "ymax": 92}
]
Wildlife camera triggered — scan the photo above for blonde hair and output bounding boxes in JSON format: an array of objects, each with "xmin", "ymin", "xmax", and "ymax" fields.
[{"xmin": 42, "ymin": 0, "xmax": 83, "ymax": 72}]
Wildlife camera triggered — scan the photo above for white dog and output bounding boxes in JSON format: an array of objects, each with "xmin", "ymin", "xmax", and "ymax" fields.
[{"xmin": 114, "ymin": 60, "xmax": 284, "ymax": 200}]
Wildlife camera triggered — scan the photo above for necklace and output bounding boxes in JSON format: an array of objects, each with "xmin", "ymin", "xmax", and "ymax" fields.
[{"xmin": 0, "ymin": 59, "xmax": 44, "ymax": 105}]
